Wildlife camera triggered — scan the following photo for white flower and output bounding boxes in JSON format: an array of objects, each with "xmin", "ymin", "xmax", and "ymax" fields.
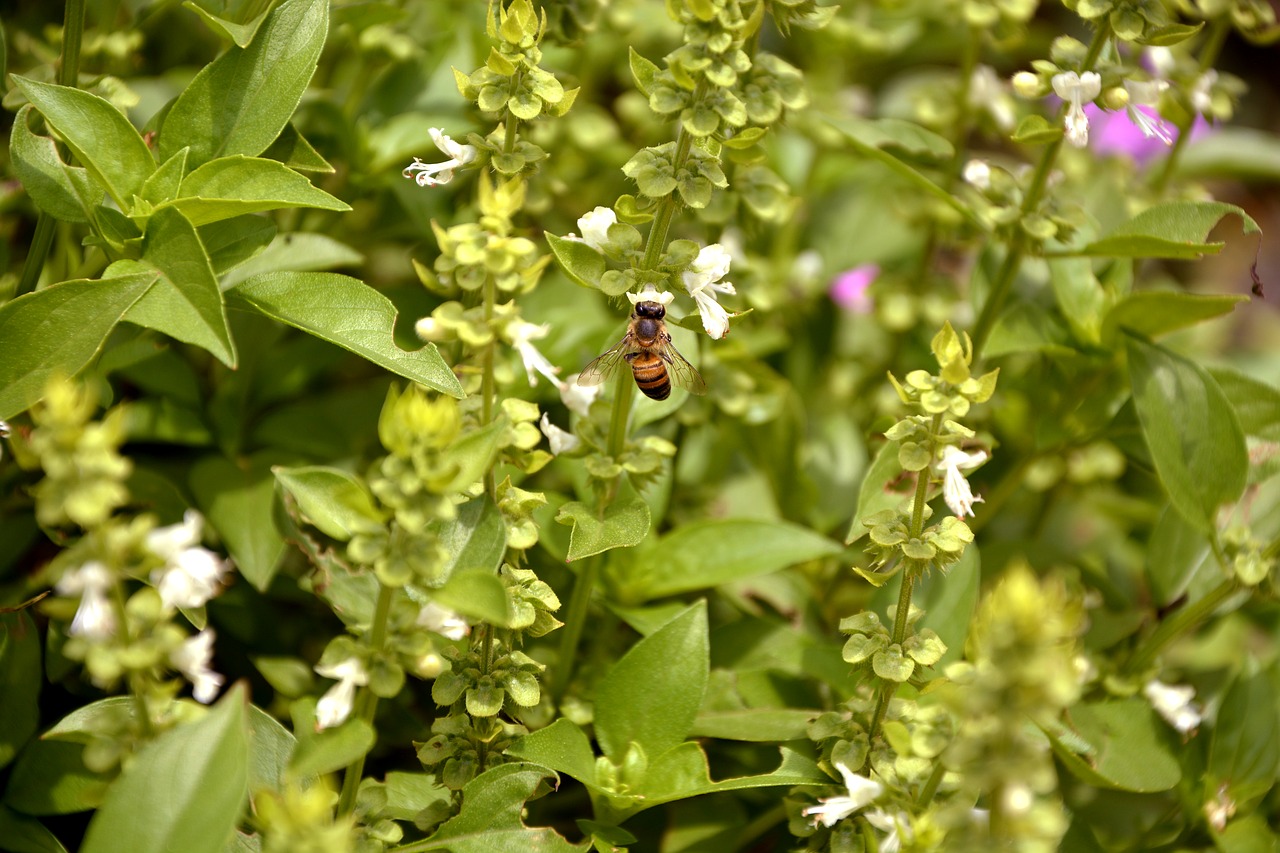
[
  {"xmin": 1145, "ymin": 47, "xmax": 1176, "ymax": 78},
  {"xmin": 963, "ymin": 159, "xmax": 992, "ymax": 190},
  {"xmin": 147, "ymin": 511, "xmax": 229, "ymax": 610},
  {"xmin": 681, "ymin": 243, "xmax": 736, "ymax": 340},
  {"xmin": 971, "ymin": 65, "xmax": 1015, "ymax": 130},
  {"xmin": 865, "ymin": 809, "xmax": 912, "ymax": 853},
  {"xmin": 1144, "ymin": 679, "xmax": 1202, "ymax": 734},
  {"xmin": 627, "ymin": 285, "xmax": 675, "ymax": 307},
  {"xmin": 1123, "ymin": 79, "xmax": 1173, "ymax": 144},
  {"xmin": 414, "ymin": 652, "xmax": 446, "ymax": 679},
  {"xmin": 315, "ymin": 657, "xmax": 369, "ymax": 731},
  {"xmin": 417, "ymin": 601, "xmax": 470, "ymax": 640},
  {"xmin": 937, "ymin": 445, "xmax": 988, "ymax": 518},
  {"xmin": 801, "ymin": 763, "xmax": 883, "ymax": 828},
  {"xmin": 415, "ymin": 316, "xmax": 446, "ymax": 342},
  {"xmin": 1051, "ymin": 71, "xmax": 1102, "ymax": 147},
  {"xmin": 559, "ymin": 375, "xmax": 602, "ymax": 418},
  {"xmin": 402, "ymin": 128, "xmax": 477, "ymax": 187},
  {"xmin": 1190, "ymin": 70, "xmax": 1217, "ymax": 115},
  {"xmin": 56, "ymin": 561, "xmax": 117, "ymax": 640},
  {"xmin": 568, "ymin": 207, "xmax": 617, "ymax": 252},
  {"xmin": 1011, "ymin": 70, "xmax": 1042, "ymax": 98},
  {"xmin": 507, "ymin": 320, "xmax": 562, "ymax": 387},
  {"xmin": 540, "ymin": 413, "xmax": 581, "ymax": 456},
  {"xmin": 171, "ymin": 629, "xmax": 224, "ymax": 704}
]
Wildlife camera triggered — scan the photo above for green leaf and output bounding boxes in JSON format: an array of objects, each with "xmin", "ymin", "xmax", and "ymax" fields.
[
  {"xmin": 688, "ymin": 709, "xmax": 817, "ymax": 742},
  {"xmin": 594, "ymin": 602, "xmax": 708, "ymax": 761},
  {"xmin": 0, "ymin": 806, "xmax": 69, "ymax": 853},
  {"xmin": 287, "ymin": 700, "xmax": 375, "ymax": 779},
  {"xmin": 1146, "ymin": 506, "xmax": 1211, "ymax": 607},
  {"xmin": 1045, "ymin": 699, "xmax": 1181, "ymax": 791},
  {"xmin": 227, "ymin": 272, "xmax": 463, "ymax": 397},
  {"xmin": 80, "ymin": 685, "xmax": 249, "ymax": 853},
  {"xmin": 1125, "ymin": 334, "xmax": 1248, "ymax": 532},
  {"xmin": 546, "ymin": 233, "xmax": 606, "ymax": 290},
  {"xmin": 181, "ymin": 0, "xmax": 272, "ymax": 48},
  {"xmin": 1048, "ymin": 257, "xmax": 1105, "ymax": 346},
  {"xmin": 846, "ymin": 442, "xmax": 910, "ymax": 544},
  {"xmin": 140, "ymin": 149, "xmax": 190, "ymax": 206},
  {"xmin": 273, "ymin": 465, "xmax": 386, "ymax": 541},
  {"xmin": 1010, "ymin": 114, "xmax": 1064, "ymax": 144},
  {"xmin": 1103, "ymin": 291, "xmax": 1247, "ymax": 342},
  {"xmin": 191, "ymin": 453, "xmax": 288, "ymax": 591},
  {"xmin": 827, "ymin": 116, "xmax": 974, "ymax": 223},
  {"xmin": 555, "ymin": 499, "xmax": 650, "ymax": 562},
  {"xmin": 1136, "ymin": 21, "xmax": 1204, "ymax": 46},
  {"xmin": 505, "ymin": 719, "xmax": 599, "ymax": 786},
  {"xmin": 625, "ymin": 519, "xmax": 841, "ymax": 600},
  {"xmin": 0, "ymin": 272, "xmax": 156, "ymax": 420},
  {"xmin": 1074, "ymin": 200, "xmax": 1261, "ymax": 259},
  {"xmin": 422, "ymin": 764, "xmax": 588, "ymax": 852},
  {"xmin": 0, "ymin": 611, "xmax": 41, "ymax": 770},
  {"xmin": 11, "ymin": 76, "xmax": 155, "ymax": 207},
  {"xmin": 169, "ymin": 156, "xmax": 350, "ymax": 226},
  {"xmin": 9, "ymin": 105, "xmax": 101, "ymax": 222},
  {"xmin": 247, "ymin": 704, "xmax": 296, "ymax": 795},
  {"xmin": 1208, "ymin": 671, "xmax": 1280, "ymax": 807},
  {"xmin": 1211, "ymin": 813, "xmax": 1278, "ymax": 853},
  {"xmin": 1209, "ymin": 367, "xmax": 1280, "ymax": 442},
  {"xmin": 629, "ymin": 47, "xmax": 660, "ymax": 96},
  {"xmin": 1176, "ymin": 128, "xmax": 1280, "ymax": 183},
  {"xmin": 260, "ymin": 122, "xmax": 335, "ymax": 173},
  {"xmin": 199, "ymin": 215, "xmax": 277, "ymax": 276},
  {"xmin": 915, "ymin": 544, "xmax": 979, "ymax": 667},
  {"xmin": 381, "ymin": 772, "xmax": 452, "ymax": 822},
  {"xmin": 623, "ymin": 743, "xmax": 828, "ymax": 815},
  {"xmin": 159, "ymin": 0, "xmax": 329, "ymax": 166},
  {"xmin": 429, "ymin": 498, "xmax": 507, "ymax": 581},
  {"xmin": 429, "ymin": 570, "xmax": 514, "ymax": 627},
  {"xmin": 219, "ymin": 232, "xmax": 361, "ymax": 287},
  {"xmin": 3, "ymin": 738, "xmax": 111, "ymax": 814},
  {"xmin": 125, "ymin": 207, "xmax": 237, "ymax": 367}
]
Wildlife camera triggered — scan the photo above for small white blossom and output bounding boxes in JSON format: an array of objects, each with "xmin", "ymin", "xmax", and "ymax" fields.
[
  {"xmin": 1144, "ymin": 678, "xmax": 1202, "ymax": 734},
  {"xmin": 507, "ymin": 320, "xmax": 562, "ymax": 387},
  {"xmin": 315, "ymin": 657, "xmax": 369, "ymax": 731},
  {"xmin": 1190, "ymin": 70, "xmax": 1218, "ymax": 115},
  {"xmin": 540, "ymin": 413, "xmax": 581, "ymax": 456},
  {"xmin": 415, "ymin": 316, "xmax": 446, "ymax": 342},
  {"xmin": 147, "ymin": 511, "xmax": 229, "ymax": 610},
  {"xmin": 963, "ymin": 159, "xmax": 992, "ymax": 190},
  {"xmin": 1204, "ymin": 783, "xmax": 1236, "ymax": 832},
  {"xmin": 414, "ymin": 652, "xmax": 446, "ymax": 679},
  {"xmin": 1051, "ymin": 71, "xmax": 1102, "ymax": 147},
  {"xmin": 802, "ymin": 763, "xmax": 883, "ymax": 828},
  {"xmin": 402, "ymin": 128, "xmax": 477, "ymax": 187},
  {"xmin": 1145, "ymin": 47, "xmax": 1176, "ymax": 78},
  {"xmin": 417, "ymin": 601, "xmax": 470, "ymax": 641},
  {"xmin": 567, "ymin": 207, "xmax": 617, "ymax": 252},
  {"xmin": 627, "ymin": 285, "xmax": 675, "ymax": 307},
  {"xmin": 56, "ymin": 561, "xmax": 117, "ymax": 640},
  {"xmin": 171, "ymin": 629, "xmax": 224, "ymax": 704},
  {"xmin": 865, "ymin": 809, "xmax": 912, "ymax": 853},
  {"xmin": 971, "ymin": 65, "xmax": 1015, "ymax": 129},
  {"xmin": 559, "ymin": 376, "xmax": 602, "ymax": 418},
  {"xmin": 1123, "ymin": 79, "xmax": 1174, "ymax": 144},
  {"xmin": 681, "ymin": 244, "xmax": 736, "ymax": 340},
  {"xmin": 938, "ymin": 445, "xmax": 989, "ymax": 518}
]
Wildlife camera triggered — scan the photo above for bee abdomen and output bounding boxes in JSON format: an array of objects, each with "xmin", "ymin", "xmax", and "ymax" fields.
[{"xmin": 631, "ymin": 356, "xmax": 671, "ymax": 400}]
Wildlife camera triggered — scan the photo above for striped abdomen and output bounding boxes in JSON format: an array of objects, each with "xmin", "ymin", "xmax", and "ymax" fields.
[{"xmin": 629, "ymin": 351, "xmax": 670, "ymax": 400}]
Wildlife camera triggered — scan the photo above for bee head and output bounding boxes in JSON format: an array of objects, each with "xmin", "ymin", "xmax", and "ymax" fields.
[{"xmin": 634, "ymin": 301, "xmax": 666, "ymax": 320}]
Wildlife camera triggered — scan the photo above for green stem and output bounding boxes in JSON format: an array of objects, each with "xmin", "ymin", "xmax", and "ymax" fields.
[
  {"xmin": 550, "ymin": 557, "xmax": 600, "ymax": 707},
  {"xmin": 1123, "ymin": 577, "xmax": 1239, "ymax": 676},
  {"xmin": 604, "ymin": 369, "xmax": 635, "ymax": 461},
  {"xmin": 337, "ymin": 584, "xmax": 394, "ymax": 817},
  {"xmin": 110, "ymin": 578, "xmax": 155, "ymax": 739},
  {"xmin": 481, "ymin": 276, "xmax": 498, "ymax": 498},
  {"xmin": 970, "ymin": 21, "xmax": 1111, "ymax": 358},
  {"xmin": 1149, "ymin": 17, "xmax": 1229, "ymax": 195},
  {"xmin": 917, "ymin": 760, "xmax": 946, "ymax": 807},
  {"xmin": 17, "ymin": 0, "xmax": 87, "ymax": 298}
]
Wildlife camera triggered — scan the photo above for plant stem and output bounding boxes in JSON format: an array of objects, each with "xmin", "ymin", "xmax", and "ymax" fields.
[
  {"xmin": 970, "ymin": 21, "xmax": 1111, "ymax": 358},
  {"xmin": 917, "ymin": 760, "xmax": 946, "ymax": 807},
  {"xmin": 1123, "ymin": 577, "xmax": 1238, "ymax": 676},
  {"xmin": 17, "ymin": 0, "xmax": 87, "ymax": 298},
  {"xmin": 1149, "ymin": 17, "xmax": 1229, "ymax": 195},
  {"xmin": 550, "ymin": 557, "xmax": 600, "ymax": 707},
  {"xmin": 337, "ymin": 583, "xmax": 394, "ymax": 817},
  {"xmin": 481, "ymin": 275, "xmax": 498, "ymax": 499}
]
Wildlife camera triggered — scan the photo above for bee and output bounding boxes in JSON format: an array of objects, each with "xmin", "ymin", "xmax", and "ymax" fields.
[{"xmin": 578, "ymin": 299, "xmax": 707, "ymax": 400}]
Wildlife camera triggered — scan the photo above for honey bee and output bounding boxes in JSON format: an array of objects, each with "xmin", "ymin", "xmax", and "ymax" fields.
[{"xmin": 578, "ymin": 299, "xmax": 707, "ymax": 400}]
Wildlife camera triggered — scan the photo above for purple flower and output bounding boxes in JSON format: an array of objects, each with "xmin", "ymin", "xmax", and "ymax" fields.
[{"xmin": 830, "ymin": 264, "xmax": 878, "ymax": 314}]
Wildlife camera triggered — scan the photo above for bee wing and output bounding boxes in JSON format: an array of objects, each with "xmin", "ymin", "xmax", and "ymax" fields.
[
  {"xmin": 658, "ymin": 338, "xmax": 708, "ymax": 396},
  {"xmin": 577, "ymin": 335, "xmax": 635, "ymax": 387}
]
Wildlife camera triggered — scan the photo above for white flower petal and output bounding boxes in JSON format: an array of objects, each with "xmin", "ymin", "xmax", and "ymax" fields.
[
  {"xmin": 171, "ymin": 629, "xmax": 224, "ymax": 704},
  {"xmin": 417, "ymin": 601, "xmax": 470, "ymax": 640},
  {"xmin": 402, "ymin": 128, "xmax": 478, "ymax": 188},
  {"xmin": 1144, "ymin": 679, "xmax": 1202, "ymax": 734},
  {"xmin": 938, "ymin": 446, "xmax": 988, "ymax": 518},
  {"xmin": 576, "ymin": 207, "xmax": 617, "ymax": 252},
  {"xmin": 57, "ymin": 561, "xmax": 117, "ymax": 640},
  {"xmin": 559, "ymin": 376, "xmax": 602, "ymax": 418},
  {"xmin": 540, "ymin": 413, "xmax": 581, "ymax": 456}
]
